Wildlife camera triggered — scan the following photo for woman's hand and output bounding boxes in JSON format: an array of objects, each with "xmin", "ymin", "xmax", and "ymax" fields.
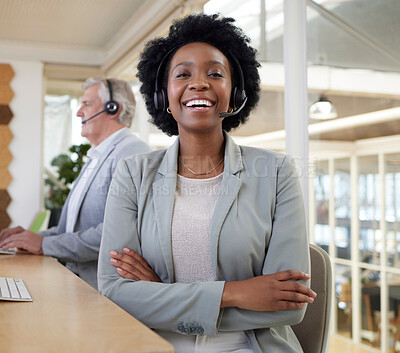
[
  {"xmin": 110, "ymin": 248, "xmax": 161, "ymax": 282},
  {"xmin": 221, "ymin": 270, "xmax": 316, "ymax": 311}
]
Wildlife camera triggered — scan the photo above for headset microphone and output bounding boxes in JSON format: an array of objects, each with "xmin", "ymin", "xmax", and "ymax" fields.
[
  {"xmin": 81, "ymin": 79, "xmax": 119, "ymax": 125},
  {"xmin": 81, "ymin": 109, "xmax": 106, "ymax": 124},
  {"xmin": 218, "ymin": 96, "xmax": 248, "ymax": 118}
]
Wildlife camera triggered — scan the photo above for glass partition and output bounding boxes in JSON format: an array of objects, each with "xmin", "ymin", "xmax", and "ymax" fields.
[
  {"xmin": 336, "ymin": 264, "xmax": 352, "ymax": 338},
  {"xmin": 385, "ymin": 153, "xmax": 400, "ymax": 268},
  {"xmin": 314, "ymin": 160, "xmax": 330, "ymax": 253},
  {"xmin": 358, "ymin": 155, "xmax": 381, "ymax": 266},
  {"xmin": 361, "ymin": 268, "xmax": 381, "ymax": 348},
  {"xmin": 334, "ymin": 158, "xmax": 351, "ymax": 260}
]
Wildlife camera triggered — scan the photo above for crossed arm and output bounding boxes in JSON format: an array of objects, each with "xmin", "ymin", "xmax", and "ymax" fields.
[{"xmin": 109, "ymin": 248, "xmax": 316, "ymax": 312}]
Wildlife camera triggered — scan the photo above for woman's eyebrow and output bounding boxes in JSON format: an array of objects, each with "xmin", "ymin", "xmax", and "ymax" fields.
[
  {"xmin": 172, "ymin": 60, "xmax": 227, "ymax": 71},
  {"xmin": 172, "ymin": 61, "xmax": 192, "ymax": 71},
  {"xmin": 206, "ymin": 60, "xmax": 227, "ymax": 69}
]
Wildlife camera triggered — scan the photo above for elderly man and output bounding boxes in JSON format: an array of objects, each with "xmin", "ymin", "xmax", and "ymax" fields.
[{"xmin": 0, "ymin": 77, "xmax": 151, "ymax": 289}]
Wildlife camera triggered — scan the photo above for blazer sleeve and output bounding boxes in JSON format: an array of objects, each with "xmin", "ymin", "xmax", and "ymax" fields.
[
  {"xmin": 41, "ymin": 223, "xmax": 103, "ymax": 262},
  {"xmin": 39, "ymin": 226, "xmax": 58, "ymax": 237},
  {"xmin": 217, "ymin": 155, "xmax": 310, "ymax": 332},
  {"xmin": 98, "ymin": 160, "xmax": 225, "ymax": 335}
]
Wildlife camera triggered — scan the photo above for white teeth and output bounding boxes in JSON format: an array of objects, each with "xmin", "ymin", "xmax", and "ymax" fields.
[{"xmin": 185, "ymin": 100, "xmax": 213, "ymax": 107}]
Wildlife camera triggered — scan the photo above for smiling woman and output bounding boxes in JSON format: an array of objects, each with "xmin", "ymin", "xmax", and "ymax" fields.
[
  {"xmin": 98, "ymin": 13, "xmax": 314, "ymax": 353},
  {"xmin": 166, "ymin": 42, "xmax": 232, "ymax": 141}
]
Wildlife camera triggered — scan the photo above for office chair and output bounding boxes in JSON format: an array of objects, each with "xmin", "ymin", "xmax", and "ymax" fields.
[
  {"xmin": 292, "ymin": 244, "xmax": 332, "ymax": 353},
  {"xmin": 29, "ymin": 210, "xmax": 51, "ymax": 233}
]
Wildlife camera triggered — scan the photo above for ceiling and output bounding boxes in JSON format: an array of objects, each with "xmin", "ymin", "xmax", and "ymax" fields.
[
  {"xmin": 0, "ymin": 0, "xmax": 202, "ymax": 76},
  {"xmin": 0, "ymin": 0, "xmax": 399, "ymax": 143}
]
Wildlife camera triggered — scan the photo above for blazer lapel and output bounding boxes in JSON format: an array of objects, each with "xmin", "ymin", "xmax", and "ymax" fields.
[
  {"xmin": 210, "ymin": 132, "xmax": 244, "ymax": 279},
  {"xmin": 152, "ymin": 137, "xmax": 179, "ymax": 283},
  {"xmin": 69, "ymin": 131, "xmax": 129, "ymax": 229}
]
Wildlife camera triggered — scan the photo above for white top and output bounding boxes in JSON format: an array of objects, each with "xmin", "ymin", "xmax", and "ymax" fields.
[
  {"xmin": 65, "ymin": 128, "xmax": 127, "ymax": 232},
  {"xmin": 158, "ymin": 173, "xmax": 254, "ymax": 353}
]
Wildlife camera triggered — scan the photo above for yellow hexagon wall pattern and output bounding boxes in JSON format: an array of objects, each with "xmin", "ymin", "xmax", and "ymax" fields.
[
  {"xmin": 0, "ymin": 64, "xmax": 15, "ymax": 84},
  {"xmin": 0, "ymin": 125, "xmax": 13, "ymax": 148},
  {"xmin": 0, "ymin": 63, "xmax": 14, "ymax": 228},
  {"xmin": 0, "ymin": 85, "xmax": 14, "ymax": 105}
]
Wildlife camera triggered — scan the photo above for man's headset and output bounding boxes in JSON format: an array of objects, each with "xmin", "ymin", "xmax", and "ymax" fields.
[
  {"xmin": 81, "ymin": 79, "xmax": 120, "ymax": 125},
  {"xmin": 153, "ymin": 47, "xmax": 248, "ymax": 118}
]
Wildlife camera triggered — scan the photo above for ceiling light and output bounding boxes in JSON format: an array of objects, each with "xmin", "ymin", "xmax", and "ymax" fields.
[{"xmin": 309, "ymin": 95, "xmax": 338, "ymax": 120}]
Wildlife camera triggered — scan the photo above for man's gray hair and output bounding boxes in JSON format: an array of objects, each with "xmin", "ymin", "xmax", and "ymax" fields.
[{"xmin": 83, "ymin": 77, "xmax": 136, "ymax": 127}]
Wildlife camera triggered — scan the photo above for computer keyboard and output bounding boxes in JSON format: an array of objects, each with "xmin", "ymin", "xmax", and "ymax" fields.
[
  {"xmin": 0, "ymin": 247, "xmax": 17, "ymax": 255},
  {"xmin": 0, "ymin": 277, "xmax": 33, "ymax": 301}
]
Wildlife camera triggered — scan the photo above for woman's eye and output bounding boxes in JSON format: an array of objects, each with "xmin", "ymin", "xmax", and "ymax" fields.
[
  {"xmin": 209, "ymin": 72, "xmax": 223, "ymax": 78},
  {"xmin": 176, "ymin": 72, "xmax": 189, "ymax": 78}
]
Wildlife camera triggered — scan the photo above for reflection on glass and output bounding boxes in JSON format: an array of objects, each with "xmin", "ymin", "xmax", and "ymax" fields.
[
  {"xmin": 385, "ymin": 153, "xmax": 400, "ymax": 268},
  {"xmin": 335, "ymin": 159, "xmax": 351, "ymax": 259},
  {"xmin": 336, "ymin": 264, "xmax": 352, "ymax": 338},
  {"xmin": 386, "ymin": 272, "xmax": 400, "ymax": 351},
  {"xmin": 358, "ymin": 156, "xmax": 381, "ymax": 265},
  {"xmin": 314, "ymin": 160, "xmax": 330, "ymax": 252},
  {"xmin": 204, "ymin": 0, "xmax": 261, "ymax": 51},
  {"xmin": 361, "ymin": 268, "xmax": 380, "ymax": 348}
]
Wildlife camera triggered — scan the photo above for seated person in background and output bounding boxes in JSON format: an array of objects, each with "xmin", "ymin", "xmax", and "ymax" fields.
[
  {"xmin": 0, "ymin": 77, "xmax": 151, "ymax": 289},
  {"xmin": 98, "ymin": 14, "xmax": 316, "ymax": 353}
]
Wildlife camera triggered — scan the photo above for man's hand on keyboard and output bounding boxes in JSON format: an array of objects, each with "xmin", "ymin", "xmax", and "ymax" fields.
[
  {"xmin": 0, "ymin": 226, "xmax": 25, "ymax": 242},
  {"xmin": 0, "ymin": 230, "xmax": 43, "ymax": 255}
]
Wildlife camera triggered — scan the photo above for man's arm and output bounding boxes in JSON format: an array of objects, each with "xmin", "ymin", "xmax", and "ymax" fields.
[{"xmin": 41, "ymin": 222, "xmax": 103, "ymax": 262}]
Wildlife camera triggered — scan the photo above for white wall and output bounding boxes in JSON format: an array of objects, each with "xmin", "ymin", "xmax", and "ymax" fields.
[{"xmin": 0, "ymin": 58, "xmax": 44, "ymax": 228}]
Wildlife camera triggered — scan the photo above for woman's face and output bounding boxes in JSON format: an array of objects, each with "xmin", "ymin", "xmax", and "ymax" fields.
[{"xmin": 167, "ymin": 42, "xmax": 232, "ymax": 135}]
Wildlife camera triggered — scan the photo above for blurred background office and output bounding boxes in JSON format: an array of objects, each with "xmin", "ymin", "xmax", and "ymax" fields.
[{"xmin": 0, "ymin": 0, "xmax": 399, "ymax": 352}]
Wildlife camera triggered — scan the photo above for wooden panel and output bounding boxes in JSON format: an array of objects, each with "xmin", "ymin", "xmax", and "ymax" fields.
[
  {"xmin": 0, "ymin": 126, "xmax": 13, "ymax": 149},
  {"xmin": 0, "ymin": 189, "xmax": 11, "ymax": 210},
  {"xmin": 0, "ymin": 210, "xmax": 11, "ymax": 229},
  {"xmin": 0, "ymin": 104, "xmax": 13, "ymax": 124},
  {"xmin": 0, "ymin": 147, "xmax": 12, "ymax": 168},
  {"xmin": 0, "ymin": 169, "xmax": 12, "ymax": 189},
  {"xmin": 0, "ymin": 63, "xmax": 12, "ymax": 230},
  {"xmin": 0, "ymin": 64, "xmax": 15, "ymax": 84},
  {"xmin": 0, "ymin": 84, "xmax": 14, "ymax": 105}
]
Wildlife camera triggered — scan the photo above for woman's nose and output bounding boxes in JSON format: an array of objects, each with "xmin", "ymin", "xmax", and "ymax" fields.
[{"xmin": 188, "ymin": 75, "xmax": 210, "ymax": 90}]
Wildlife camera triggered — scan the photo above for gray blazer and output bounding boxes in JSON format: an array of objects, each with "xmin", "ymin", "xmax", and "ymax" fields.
[
  {"xmin": 98, "ymin": 131, "xmax": 309, "ymax": 353},
  {"xmin": 41, "ymin": 129, "xmax": 151, "ymax": 289}
]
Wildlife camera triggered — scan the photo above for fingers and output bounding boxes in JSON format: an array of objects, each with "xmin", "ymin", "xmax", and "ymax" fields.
[
  {"xmin": 273, "ymin": 270, "xmax": 311, "ymax": 282},
  {"xmin": 0, "ymin": 231, "xmax": 43, "ymax": 255},
  {"xmin": 0, "ymin": 233, "xmax": 24, "ymax": 248},
  {"xmin": 278, "ymin": 288, "xmax": 315, "ymax": 304},
  {"xmin": 109, "ymin": 249, "xmax": 161, "ymax": 282},
  {"xmin": 279, "ymin": 280, "xmax": 317, "ymax": 300},
  {"xmin": 0, "ymin": 226, "xmax": 25, "ymax": 242}
]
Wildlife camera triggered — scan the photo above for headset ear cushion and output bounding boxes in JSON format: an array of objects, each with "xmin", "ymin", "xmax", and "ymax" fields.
[
  {"xmin": 232, "ymin": 87, "xmax": 240, "ymax": 110},
  {"xmin": 154, "ymin": 89, "xmax": 168, "ymax": 111},
  {"xmin": 154, "ymin": 91, "xmax": 161, "ymax": 110},
  {"xmin": 161, "ymin": 89, "xmax": 168, "ymax": 111},
  {"xmin": 105, "ymin": 101, "xmax": 119, "ymax": 115}
]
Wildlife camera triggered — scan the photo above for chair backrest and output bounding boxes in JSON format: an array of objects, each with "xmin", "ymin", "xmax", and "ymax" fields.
[
  {"xmin": 291, "ymin": 244, "xmax": 332, "ymax": 353},
  {"xmin": 29, "ymin": 210, "xmax": 51, "ymax": 233}
]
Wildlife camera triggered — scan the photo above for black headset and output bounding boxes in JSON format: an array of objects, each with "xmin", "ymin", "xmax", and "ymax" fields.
[
  {"xmin": 153, "ymin": 47, "xmax": 247, "ymax": 114},
  {"xmin": 105, "ymin": 79, "xmax": 119, "ymax": 115}
]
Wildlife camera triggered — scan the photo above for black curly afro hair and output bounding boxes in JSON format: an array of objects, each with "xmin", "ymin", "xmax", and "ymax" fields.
[{"xmin": 137, "ymin": 13, "xmax": 261, "ymax": 136}]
